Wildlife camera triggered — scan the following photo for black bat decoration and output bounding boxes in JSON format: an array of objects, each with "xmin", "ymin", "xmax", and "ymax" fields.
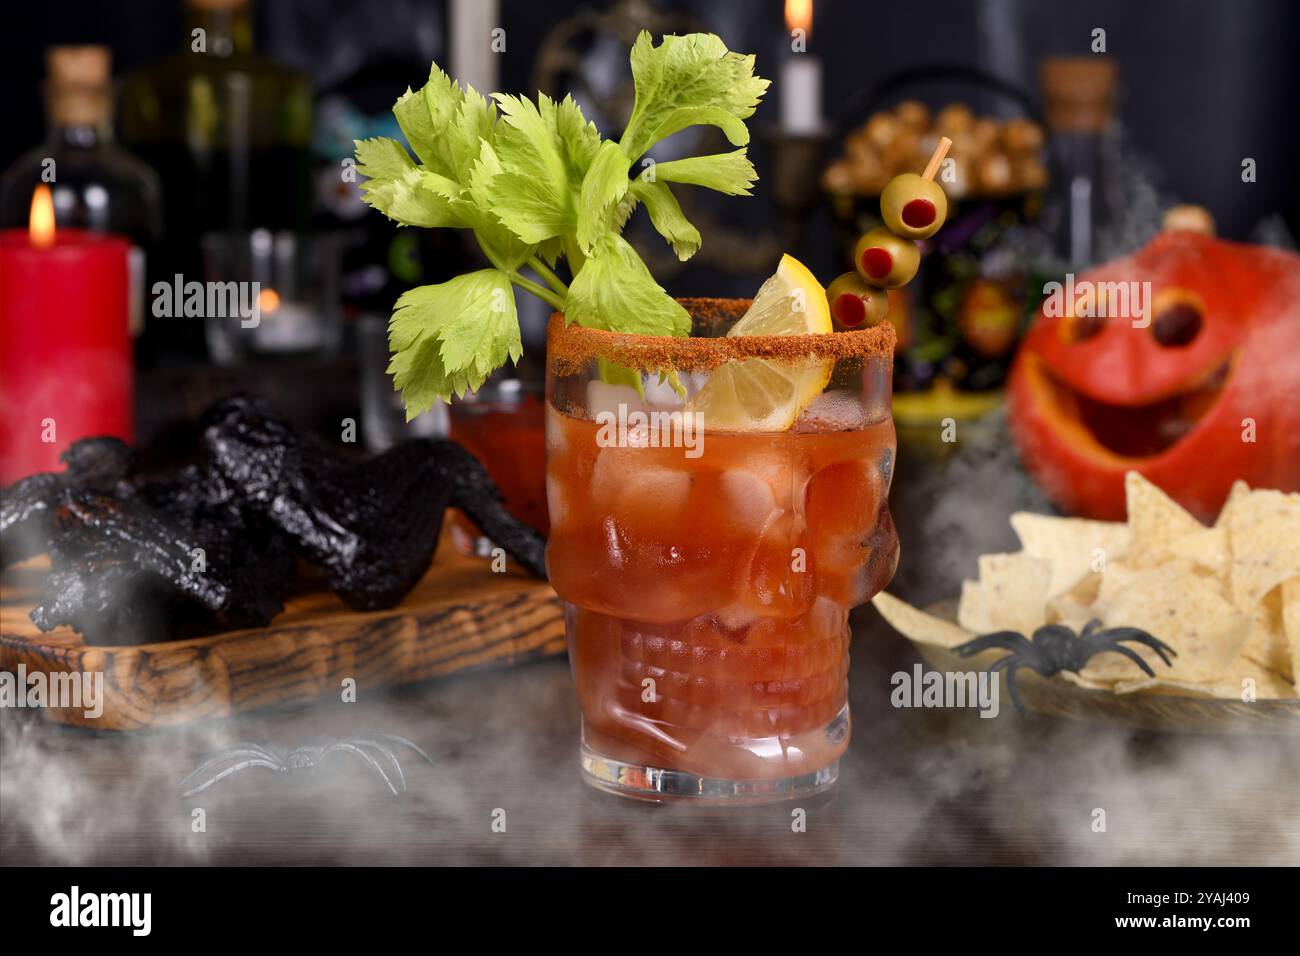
[
  {"xmin": 953, "ymin": 618, "xmax": 1177, "ymax": 716},
  {"xmin": 2, "ymin": 396, "xmax": 548, "ymax": 645}
]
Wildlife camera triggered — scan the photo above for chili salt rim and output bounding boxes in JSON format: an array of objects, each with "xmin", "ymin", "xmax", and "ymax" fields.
[{"xmin": 547, "ymin": 297, "xmax": 896, "ymax": 374}]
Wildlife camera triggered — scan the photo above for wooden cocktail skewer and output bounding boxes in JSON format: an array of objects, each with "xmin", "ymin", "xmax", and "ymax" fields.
[
  {"xmin": 829, "ymin": 138, "xmax": 952, "ymax": 330},
  {"xmin": 922, "ymin": 136, "xmax": 952, "ymax": 182}
]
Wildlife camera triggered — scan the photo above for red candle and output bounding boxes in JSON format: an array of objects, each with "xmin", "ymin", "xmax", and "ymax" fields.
[{"xmin": 0, "ymin": 185, "xmax": 132, "ymax": 484}]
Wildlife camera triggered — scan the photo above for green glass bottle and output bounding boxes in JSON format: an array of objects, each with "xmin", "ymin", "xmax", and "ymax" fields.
[{"xmin": 119, "ymin": 0, "xmax": 313, "ymax": 358}]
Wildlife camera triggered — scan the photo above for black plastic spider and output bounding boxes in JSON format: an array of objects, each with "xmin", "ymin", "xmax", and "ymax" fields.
[
  {"xmin": 954, "ymin": 619, "xmax": 1177, "ymax": 716},
  {"xmin": 179, "ymin": 734, "xmax": 433, "ymax": 797}
]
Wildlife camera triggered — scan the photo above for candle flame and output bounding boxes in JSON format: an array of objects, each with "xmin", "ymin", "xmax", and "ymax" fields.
[
  {"xmin": 786, "ymin": 0, "xmax": 813, "ymax": 35},
  {"xmin": 29, "ymin": 185, "xmax": 55, "ymax": 248},
  {"xmin": 258, "ymin": 288, "xmax": 281, "ymax": 314}
]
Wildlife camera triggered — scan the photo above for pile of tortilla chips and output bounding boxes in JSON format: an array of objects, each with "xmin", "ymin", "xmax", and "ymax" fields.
[{"xmin": 874, "ymin": 473, "xmax": 1300, "ymax": 701}]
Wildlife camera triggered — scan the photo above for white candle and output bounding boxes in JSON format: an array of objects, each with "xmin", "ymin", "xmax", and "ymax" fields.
[
  {"xmin": 781, "ymin": 56, "xmax": 823, "ymax": 135},
  {"xmin": 781, "ymin": 0, "xmax": 822, "ymax": 135},
  {"xmin": 451, "ymin": 0, "xmax": 500, "ymax": 95}
]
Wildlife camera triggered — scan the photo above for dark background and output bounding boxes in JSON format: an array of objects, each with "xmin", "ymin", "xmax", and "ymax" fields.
[{"xmin": 4, "ymin": 0, "xmax": 1299, "ymax": 289}]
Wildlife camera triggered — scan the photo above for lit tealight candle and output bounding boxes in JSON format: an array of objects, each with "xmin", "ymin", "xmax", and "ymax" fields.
[{"xmin": 252, "ymin": 286, "xmax": 326, "ymax": 352}]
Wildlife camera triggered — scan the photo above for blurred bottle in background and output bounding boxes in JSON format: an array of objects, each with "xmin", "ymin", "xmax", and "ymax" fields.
[
  {"xmin": 309, "ymin": 61, "xmax": 470, "ymax": 320},
  {"xmin": 0, "ymin": 45, "xmax": 162, "ymax": 360},
  {"xmin": 119, "ymin": 0, "xmax": 313, "ymax": 361},
  {"xmin": 274, "ymin": 0, "xmax": 476, "ymax": 319},
  {"xmin": 1038, "ymin": 57, "xmax": 1119, "ymax": 270}
]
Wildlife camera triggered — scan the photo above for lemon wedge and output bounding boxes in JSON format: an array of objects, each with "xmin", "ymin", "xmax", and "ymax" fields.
[{"xmin": 691, "ymin": 254, "xmax": 834, "ymax": 431}]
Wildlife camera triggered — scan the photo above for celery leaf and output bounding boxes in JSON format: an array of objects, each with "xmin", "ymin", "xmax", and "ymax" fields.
[
  {"xmin": 387, "ymin": 270, "xmax": 521, "ymax": 417},
  {"xmin": 620, "ymin": 32, "xmax": 769, "ymax": 160}
]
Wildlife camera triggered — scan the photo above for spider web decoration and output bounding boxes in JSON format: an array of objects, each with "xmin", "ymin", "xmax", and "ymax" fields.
[{"xmin": 179, "ymin": 734, "xmax": 434, "ymax": 796}]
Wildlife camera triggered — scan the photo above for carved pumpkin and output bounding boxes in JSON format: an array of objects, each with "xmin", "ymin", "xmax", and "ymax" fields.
[{"xmin": 1008, "ymin": 230, "xmax": 1300, "ymax": 521}]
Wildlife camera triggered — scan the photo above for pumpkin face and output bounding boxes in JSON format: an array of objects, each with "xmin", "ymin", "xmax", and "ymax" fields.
[{"xmin": 1008, "ymin": 231, "xmax": 1300, "ymax": 521}]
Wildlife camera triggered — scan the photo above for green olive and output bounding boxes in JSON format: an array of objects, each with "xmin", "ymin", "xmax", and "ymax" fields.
[
  {"xmin": 853, "ymin": 226, "xmax": 920, "ymax": 289},
  {"xmin": 826, "ymin": 272, "xmax": 890, "ymax": 329},
  {"xmin": 880, "ymin": 172, "xmax": 948, "ymax": 240}
]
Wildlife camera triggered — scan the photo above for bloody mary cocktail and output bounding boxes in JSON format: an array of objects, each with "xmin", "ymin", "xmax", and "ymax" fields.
[{"xmin": 546, "ymin": 298, "xmax": 899, "ymax": 801}]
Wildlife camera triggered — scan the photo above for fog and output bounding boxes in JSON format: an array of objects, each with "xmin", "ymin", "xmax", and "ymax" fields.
[{"xmin": 2, "ymin": 401, "xmax": 1296, "ymax": 866}]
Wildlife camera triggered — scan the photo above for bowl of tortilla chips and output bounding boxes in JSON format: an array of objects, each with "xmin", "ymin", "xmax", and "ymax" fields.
[{"xmin": 874, "ymin": 473, "xmax": 1300, "ymax": 733}]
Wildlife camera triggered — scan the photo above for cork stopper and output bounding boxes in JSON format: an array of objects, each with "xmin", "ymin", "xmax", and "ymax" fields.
[
  {"xmin": 1039, "ymin": 57, "xmax": 1117, "ymax": 134},
  {"xmin": 188, "ymin": 0, "xmax": 249, "ymax": 10},
  {"xmin": 1162, "ymin": 204, "xmax": 1216, "ymax": 237},
  {"xmin": 45, "ymin": 45, "xmax": 111, "ymax": 128}
]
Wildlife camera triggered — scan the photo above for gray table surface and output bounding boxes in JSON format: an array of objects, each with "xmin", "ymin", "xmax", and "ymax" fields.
[{"xmin": 4, "ymin": 605, "xmax": 1299, "ymax": 867}]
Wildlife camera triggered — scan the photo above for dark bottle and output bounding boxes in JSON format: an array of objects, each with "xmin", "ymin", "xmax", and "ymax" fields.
[
  {"xmin": 1038, "ymin": 57, "xmax": 1119, "ymax": 270},
  {"xmin": 0, "ymin": 46, "xmax": 162, "ymax": 355},
  {"xmin": 119, "ymin": 0, "xmax": 313, "ymax": 360}
]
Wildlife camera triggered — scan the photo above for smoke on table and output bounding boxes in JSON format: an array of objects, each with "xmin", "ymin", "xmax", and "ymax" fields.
[
  {"xmin": 0, "ymin": 707, "xmax": 218, "ymax": 864},
  {"xmin": 2, "ymin": 411, "xmax": 1296, "ymax": 866},
  {"xmin": 890, "ymin": 410, "xmax": 1052, "ymax": 604},
  {"xmin": 1, "ymin": 668, "xmax": 602, "ymax": 866},
  {"xmin": 4, "ymin": 650, "xmax": 1299, "ymax": 866},
  {"xmin": 875, "ymin": 714, "xmax": 1300, "ymax": 866}
]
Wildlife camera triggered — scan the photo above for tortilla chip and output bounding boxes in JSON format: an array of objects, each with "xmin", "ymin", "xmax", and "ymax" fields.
[
  {"xmin": 1046, "ymin": 590, "xmax": 1099, "ymax": 633},
  {"xmin": 1226, "ymin": 488, "xmax": 1300, "ymax": 608},
  {"xmin": 1044, "ymin": 560, "xmax": 1110, "ymax": 631},
  {"xmin": 1059, "ymin": 670, "xmax": 1110, "ymax": 692},
  {"xmin": 1124, "ymin": 471, "xmax": 1206, "ymax": 567},
  {"xmin": 1282, "ymin": 577, "xmax": 1300, "ymax": 691},
  {"xmin": 1166, "ymin": 525, "xmax": 1230, "ymax": 577},
  {"xmin": 1206, "ymin": 653, "xmax": 1293, "ymax": 700},
  {"xmin": 1079, "ymin": 559, "xmax": 1251, "ymax": 684},
  {"xmin": 1213, "ymin": 479, "xmax": 1253, "ymax": 530},
  {"xmin": 1114, "ymin": 655, "xmax": 1293, "ymax": 700},
  {"xmin": 1093, "ymin": 558, "xmax": 1139, "ymax": 607},
  {"xmin": 957, "ymin": 579, "xmax": 993, "ymax": 634},
  {"xmin": 962, "ymin": 552, "xmax": 1052, "ymax": 635},
  {"xmin": 872, "ymin": 591, "xmax": 973, "ymax": 649},
  {"xmin": 1239, "ymin": 588, "xmax": 1292, "ymax": 680},
  {"xmin": 1010, "ymin": 512, "xmax": 1130, "ymax": 598},
  {"xmin": 1112, "ymin": 677, "xmax": 1224, "ymax": 698}
]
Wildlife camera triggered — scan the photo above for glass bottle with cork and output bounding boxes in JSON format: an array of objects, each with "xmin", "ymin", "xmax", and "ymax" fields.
[
  {"xmin": 1038, "ymin": 57, "xmax": 1119, "ymax": 270},
  {"xmin": 0, "ymin": 45, "xmax": 162, "ymax": 358}
]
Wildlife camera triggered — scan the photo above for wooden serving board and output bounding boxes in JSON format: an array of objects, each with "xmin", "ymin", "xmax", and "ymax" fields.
[{"xmin": 0, "ymin": 531, "xmax": 566, "ymax": 730}]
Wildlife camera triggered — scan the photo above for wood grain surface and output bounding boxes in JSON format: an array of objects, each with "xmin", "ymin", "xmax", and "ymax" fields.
[{"xmin": 0, "ymin": 533, "xmax": 565, "ymax": 730}]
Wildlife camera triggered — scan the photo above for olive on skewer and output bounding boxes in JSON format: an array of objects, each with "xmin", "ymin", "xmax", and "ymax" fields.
[
  {"xmin": 828, "ymin": 137, "xmax": 951, "ymax": 335},
  {"xmin": 878, "ymin": 136, "xmax": 952, "ymax": 241},
  {"xmin": 827, "ymin": 272, "xmax": 890, "ymax": 330},
  {"xmin": 880, "ymin": 172, "xmax": 948, "ymax": 240},
  {"xmin": 853, "ymin": 227, "xmax": 920, "ymax": 289}
]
